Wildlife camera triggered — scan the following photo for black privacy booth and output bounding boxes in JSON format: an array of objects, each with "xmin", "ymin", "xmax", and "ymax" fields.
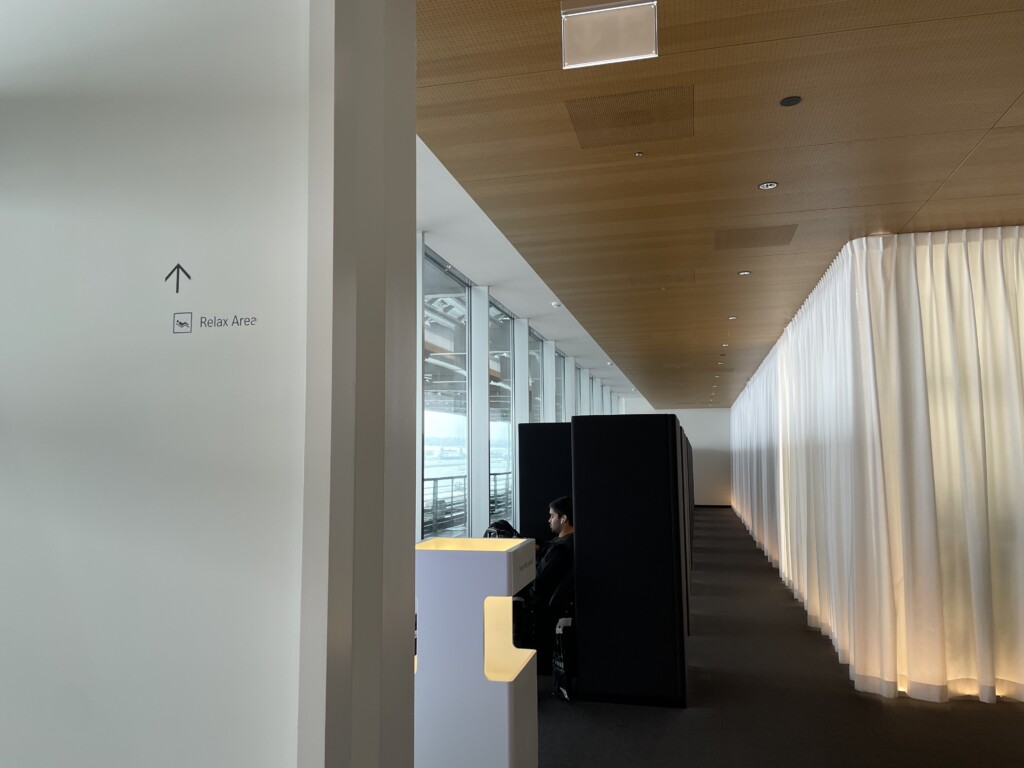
[
  {"xmin": 518, "ymin": 414, "xmax": 691, "ymax": 707},
  {"xmin": 516, "ymin": 422, "xmax": 572, "ymax": 542}
]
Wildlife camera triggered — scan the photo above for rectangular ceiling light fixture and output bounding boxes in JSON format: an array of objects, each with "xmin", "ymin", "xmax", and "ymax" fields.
[{"xmin": 561, "ymin": 0, "xmax": 658, "ymax": 70}]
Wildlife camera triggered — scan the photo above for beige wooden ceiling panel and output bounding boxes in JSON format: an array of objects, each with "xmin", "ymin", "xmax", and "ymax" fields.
[
  {"xmin": 512, "ymin": 202, "xmax": 919, "ymax": 264},
  {"xmin": 461, "ymin": 132, "xmax": 980, "ymax": 240},
  {"xmin": 419, "ymin": 14, "xmax": 1024, "ymax": 183},
  {"xmin": 903, "ymin": 194, "xmax": 1024, "ymax": 234},
  {"xmin": 417, "ymin": 2, "xmax": 1024, "ymax": 88},
  {"xmin": 931, "ymin": 127, "xmax": 1024, "ymax": 200},
  {"xmin": 996, "ymin": 92, "xmax": 1024, "ymax": 127}
]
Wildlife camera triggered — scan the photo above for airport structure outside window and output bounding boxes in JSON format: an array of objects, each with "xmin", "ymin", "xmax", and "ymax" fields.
[
  {"xmin": 421, "ymin": 254, "xmax": 471, "ymax": 538},
  {"xmin": 528, "ymin": 331, "xmax": 545, "ymax": 422},
  {"xmin": 554, "ymin": 351, "xmax": 565, "ymax": 421},
  {"xmin": 488, "ymin": 302, "xmax": 514, "ymax": 525}
]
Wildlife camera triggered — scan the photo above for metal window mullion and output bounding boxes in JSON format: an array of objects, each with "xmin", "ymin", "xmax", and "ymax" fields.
[{"xmin": 469, "ymin": 285, "xmax": 491, "ymax": 537}]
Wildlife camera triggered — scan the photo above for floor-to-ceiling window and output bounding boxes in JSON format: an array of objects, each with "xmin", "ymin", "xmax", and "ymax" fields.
[
  {"xmin": 488, "ymin": 302, "xmax": 514, "ymax": 525},
  {"xmin": 576, "ymin": 366, "xmax": 587, "ymax": 415},
  {"xmin": 554, "ymin": 351, "xmax": 566, "ymax": 421},
  {"xmin": 528, "ymin": 331, "xmax": 545, "ymax": 422},
  {"xmin": 421, "ymin": 253, "xmax": 471, "ymax": 538}
]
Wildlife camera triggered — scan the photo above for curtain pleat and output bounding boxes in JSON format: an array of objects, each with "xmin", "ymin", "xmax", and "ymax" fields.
[{"xmin": 732, "ymin": 227, "xmax": 1024, "ymax": 702}]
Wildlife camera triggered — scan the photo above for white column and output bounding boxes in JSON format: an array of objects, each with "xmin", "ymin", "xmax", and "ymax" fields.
[
  {"xmin": 315, "ymin": 1, "xmax": 416, "ymax": 767},
  {"xmin": 470, "ymin": 285, "xmax": 491, "ymax": 536},
  {"xmin": 542, "ymin": 340, "xmax": 557, "ymax": 422},
  {"xmin": 579, "ymin": 367, "xmax": 592, "ymax": 415}
]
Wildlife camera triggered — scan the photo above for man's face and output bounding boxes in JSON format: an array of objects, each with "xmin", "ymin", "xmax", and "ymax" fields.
[{"xmin": 548, "ymin": 508, "xmax": 564, "ymax": 535}]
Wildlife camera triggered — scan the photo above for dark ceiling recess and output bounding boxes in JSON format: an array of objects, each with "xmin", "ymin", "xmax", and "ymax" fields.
[
  {"xmin": 714, "ymin": 224, "xmax": 798, "ymax": 250},
  {"xmin": 565, "ymin": 86, "xmax": 695, "ymax": 149},
  {"xmin": 780, "ymin": 95, "xmax": 802, "ymax": 106}
]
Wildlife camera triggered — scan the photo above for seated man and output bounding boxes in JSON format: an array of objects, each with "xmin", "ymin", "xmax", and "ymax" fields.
[
  {"xmin": 525, "ymin": 496, "xmax": 574, "ymax": 671},
  {"xmin": 534, "ymin": 496, "xmax": 574, "ymax": 616}
]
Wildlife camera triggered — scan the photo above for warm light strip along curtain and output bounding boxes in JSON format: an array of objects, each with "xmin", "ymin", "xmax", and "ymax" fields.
[{"xmin": 732, "ymin": 227, "xmax": 1024, "ymax": 702}]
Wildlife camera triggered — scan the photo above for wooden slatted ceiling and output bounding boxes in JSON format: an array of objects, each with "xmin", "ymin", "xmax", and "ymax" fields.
[{"xmin": 416, "ymin": 1, "xmax": 1024, "ymax": 408}]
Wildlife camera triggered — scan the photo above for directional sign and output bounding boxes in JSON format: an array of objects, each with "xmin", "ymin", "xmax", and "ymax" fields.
[{"xmin": 165, "ymin": 263, "xmax": 191, "ymax": 294}]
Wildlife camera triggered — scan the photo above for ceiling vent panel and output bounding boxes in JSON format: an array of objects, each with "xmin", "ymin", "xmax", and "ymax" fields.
[
  {"xmin": 714, "ymin": 224, "xmax": 798, "ymax": 250},
  {"xmin": 565, "ymin": 85, "xmax": 694, "ymax": 149}
]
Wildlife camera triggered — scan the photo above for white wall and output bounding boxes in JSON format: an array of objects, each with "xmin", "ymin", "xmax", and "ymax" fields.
[
  {"xmin": 0, "ymin": 3, "xmax": 310, "ymax": 766},
  {"xmin": 622, "ymin": 400, "xmax": 732, "ymax": 506}
]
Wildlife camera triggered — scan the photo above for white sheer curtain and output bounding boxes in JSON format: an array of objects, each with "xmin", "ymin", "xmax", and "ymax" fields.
[{"xmin": 732, "ymin": 227, "xmax": 1024, "ymax": 702}]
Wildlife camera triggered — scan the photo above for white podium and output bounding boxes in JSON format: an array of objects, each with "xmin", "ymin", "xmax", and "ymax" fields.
[{"xmin": 415, "ymin": 538, "xmax": 537, "ymax": 768}]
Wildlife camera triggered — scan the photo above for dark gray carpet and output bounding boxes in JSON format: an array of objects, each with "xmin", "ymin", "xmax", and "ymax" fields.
[{"xmin": 538, "ymin": 506, "xmax": 1024, "ymax": 768}]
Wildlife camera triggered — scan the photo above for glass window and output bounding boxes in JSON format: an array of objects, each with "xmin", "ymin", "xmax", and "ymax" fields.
[
  {"xmin": 528, "ymin": 332, "xmax": 545, "ymax": 422},
  {"xmin": 488, "ymin": 303, "xmax": 514, "ymax": 526},
  {"xmin": 554, "ymin": 352, "xmax": 565, "ymax": 422},
  {"xmin": 576, "ymin": 366, "xmax": 586, "ymax": 415},
  {"xmin": 422, "ymin": 255, "xmax": 470, "ymax": 538}
]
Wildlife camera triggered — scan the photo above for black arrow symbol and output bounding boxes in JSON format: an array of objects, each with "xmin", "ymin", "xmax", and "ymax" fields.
[{"xmin": 164, "ymin": 263, "xmax": 191, "ymax": 294}]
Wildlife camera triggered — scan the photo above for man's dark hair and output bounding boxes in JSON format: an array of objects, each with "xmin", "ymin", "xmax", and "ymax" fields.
[{"xmin": 549, "ymin": 496, "xmax": 573, "ymax": 525}]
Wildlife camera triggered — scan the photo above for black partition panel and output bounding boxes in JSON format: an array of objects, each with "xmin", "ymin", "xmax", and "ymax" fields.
[
  {"xmin": 572, "ymin": 414, "xmax": 687, "ymax": 707},
  {"xmin": 517, "ymin": 422, "xmax": 572, "ymax": 544},
  {"xmin": 677, "ymin": 427, "xmax": 691, "ymax": 638},
  {"xmin": 683, "ymin": 433, "xmax": 695, "ymax": 571}
]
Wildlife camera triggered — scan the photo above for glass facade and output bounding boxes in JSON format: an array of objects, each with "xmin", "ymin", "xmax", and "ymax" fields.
[
  {"xmin": 421, "ymin": 255, "xmax": 470, "ymax": 538},
  {"xmin": 554, "ymin": 351, "xmax": 565, "ymax": 422},
  {"xmin": 528, "ymin": 332, "xmax": 545, "ymax": 422},
  {"xmin": 576, "ymin": 366, "xmax": 585, "ymax": 415},
  {"xmin": 417, "ymin": 248, "xmax": 624, "ymax": 540},
  {"xmin": 488, "ymin": 302, "xmax": 514, "ymax": 525}
]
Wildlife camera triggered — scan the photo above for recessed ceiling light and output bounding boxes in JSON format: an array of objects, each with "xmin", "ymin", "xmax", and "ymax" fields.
[
  {"xmin": 714, "ymin": 375, "xmax": 719, "ymax": 378},
  {"xmin": 717, "ymin": 362, "xmax": 724, "ymax": 365},
  {"xmin": 738, "ymin": 270, "xmax": 751, "ymax": 276},
  {"xmin": 721, "ymin": 343, "xmax": 729, "ymax": 347},
  {"xmin": 631, "ymin": 387, "xmax": 637, "ymax": 392},
  {"xmin": 728, "ymin": 316, "xmax": 737, "ymax": 320},
  {"xmin": 551, "ymin": 301, "xmax": 563, "ymax": 308},
  {"xmin": 606, "ymin": 361, "xmax": 614, "ymax": 366},
  {"xmin": 780, "ymin": 95, "xmax": 802, "ymax": 107},
  {"xmin": 561, "ymin": 0, "xmax": 659, "ymax": 70},
  {"xmin": 635, "ymin": 151, "xmax": 644, "ymax": 158},
  {"xmin": 758, "ymin": 181, "xmax": 778, "ymax": 190}
]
